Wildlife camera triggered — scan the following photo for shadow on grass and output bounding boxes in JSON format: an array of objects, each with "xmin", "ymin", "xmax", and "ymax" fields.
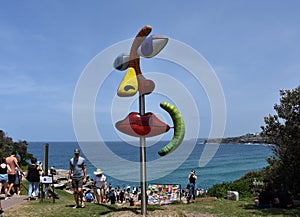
[
  {"xmin": 65, "ymin": 204, "xmax": 83, "ymax": 208},
  {"xmin": 97, "ymin": 204, "xmax": 164, "ymax": 216},
  {"xmin": 243, "ymin": 203, "xmax": 300, "ymax": 216}
]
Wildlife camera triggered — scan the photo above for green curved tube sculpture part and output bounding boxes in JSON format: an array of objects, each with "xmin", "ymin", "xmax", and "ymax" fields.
[{"xmin": 158, "ymin": 102, "xmax": 185, "ymax": 156}]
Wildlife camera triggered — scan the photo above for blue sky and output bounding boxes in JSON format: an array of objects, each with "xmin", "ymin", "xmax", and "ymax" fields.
[{"xmin": 1, "ymin": 1, "xmax": 299, "ymax": 142}]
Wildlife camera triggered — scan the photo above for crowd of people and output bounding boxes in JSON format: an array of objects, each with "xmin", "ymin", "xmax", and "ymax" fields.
[
  {"xmin": 0, "ymin": 150, "xmax": 204, "ymax": 215},
  {"xmin": 67, "ymin": 151, "xmax": 204, "ymax": 208},
  {"xmin": 1, "ymin": 148, "xmax": 147, "ymax": 213},
  {"xmin": 82, "ymin": 184, "xmax": 143, "ymax": 205},
  {"xmin": 0, "ymin": 149, "xmax": 296, "ymax": 214},
  {"xmin": 68, "ymin": 148, "xmax": 136, "ymax": 207},
  {"xmin": 0, "ymin": 152, "xmax": 24, "ymax": 198},
  {"xmin": 0, "ymin": 152, "xmax": 25, "ymax": 214},
  {"xmin": 80, "ymin": 168, "xmax": 202, "ymax": 206},
  {"xmin": 4, "ymin": 148, "xmax": 276, "ymax": 213},
  {"xmin": 0, "ymin": 152, "xmax": 47, "ymax": 215}
]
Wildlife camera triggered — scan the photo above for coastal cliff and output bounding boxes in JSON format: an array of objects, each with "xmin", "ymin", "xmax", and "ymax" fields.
[{"xmin": 204, "ymin": 133, "xmax": 267, "ymax": 144}]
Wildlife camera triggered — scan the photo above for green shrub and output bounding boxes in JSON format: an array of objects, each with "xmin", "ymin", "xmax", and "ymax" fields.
[
  {"xmin": 207, "ymin": 171, "xmax": 264, "ymax": 199},
  {"xmin": 207, "ymin": 182, "xmax": 228, "ymax": 198}
]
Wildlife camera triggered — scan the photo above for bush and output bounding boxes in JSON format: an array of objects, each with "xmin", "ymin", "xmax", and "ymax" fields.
[
  {"xmin": 207, "ymin": 171, "xmax": 264, "ymax": 199},
  {"xmin": 207, "ymin": 182, "xmax": 228, "ymax": 198}
]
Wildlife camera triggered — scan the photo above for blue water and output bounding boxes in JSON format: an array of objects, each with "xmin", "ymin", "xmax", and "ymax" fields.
[{"xmin": 27, "ymin": 141, "xmax": 273, "ymax": 189}]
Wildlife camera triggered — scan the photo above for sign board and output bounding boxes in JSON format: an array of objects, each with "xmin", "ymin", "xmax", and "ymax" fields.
[{"xmin": 40, "ymin": 176, "xmax": 53, "ymax": 184}]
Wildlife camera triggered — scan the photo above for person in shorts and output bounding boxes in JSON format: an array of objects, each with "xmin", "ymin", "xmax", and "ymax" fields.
[
  {"xmin": 93, "ymin": 168, "xmax": 107, "ymax": 204},
  {"xmin": 6, "ymin": 152, "xmax": 23, "ymax": 196},
  {"xmin": 14, "ymin": 167, "xmax": 22, "ymax": 195},
  {"xmin": 68, "ymin": 149, "xmax": 87, "ymax": 208},
  {"xmin": 0, "ymin": 157, "xmax": 11, "ymax": 198}
]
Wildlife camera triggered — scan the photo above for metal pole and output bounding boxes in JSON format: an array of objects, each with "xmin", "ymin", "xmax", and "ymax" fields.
[{"xmin": 139, "ymin": 94, "xmax": 147, "ymax": 216}]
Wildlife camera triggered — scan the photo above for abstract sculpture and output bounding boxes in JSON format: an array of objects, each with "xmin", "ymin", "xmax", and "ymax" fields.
[{"xmin": 113, "ymin": 25, "xmax": 185, "ymax": 215}]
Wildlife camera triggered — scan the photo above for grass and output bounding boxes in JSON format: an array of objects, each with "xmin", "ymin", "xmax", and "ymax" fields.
[
  {"xmin": 172, "ymin": 199, "xmax": 300, "ymax": 217},
  {"xmin": 4, "ymin": 189, "xmax": 300, "ymax": 217}
]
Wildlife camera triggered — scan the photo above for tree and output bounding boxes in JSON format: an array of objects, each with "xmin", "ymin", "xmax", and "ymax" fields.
[
  {"xmin": 13, "ymin": 140, "xmax": 33, "ymax": 165},
  {"xmin": 261, "ymin": 86, "xmax": 300, "ymax": 197},
  {"xmin": 0, "ymin": 130, "xmax": 32, "ymax": 165}
]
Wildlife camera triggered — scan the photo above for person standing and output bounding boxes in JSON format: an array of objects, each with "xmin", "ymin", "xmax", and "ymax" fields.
[
  {"xmin": 0, "ymin": 157, "xmax": 11, "ymax": 198},
  {"xmin": 68, "ymin": 149, "xmax": 87, "ymax": 208},
  {"xmin": 26, "ymin": 157, "xmax": 42, "ymax": 200},
  {"xmin": 93, "ymin": 168, "xmax": 107, "ymax": 204},
  {"xmin": 6, "ymin": 152, "xmax": 23, "ymax": 196},
  {"xmin": 14, "ymin": 167, "xmax": 22, "ymax": 195},
  {"xmin": 187, "ymin": 169, "xmax": 197, "ymax": 203}
]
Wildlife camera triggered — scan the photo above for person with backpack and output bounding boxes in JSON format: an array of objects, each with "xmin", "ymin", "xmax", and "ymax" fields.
[
  {"xmin": 107, "ymin": 185, "xmax": 116, "ymax": 204},
  {"xmin": 26, "ymin": 157, "xmax": 42, "ymax": 200}
]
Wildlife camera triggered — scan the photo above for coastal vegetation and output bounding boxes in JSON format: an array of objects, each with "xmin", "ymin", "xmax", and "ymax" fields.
[
  {"xmin": 0, "ymin": 130, "xmax": 32, "ymax": 166},
  {"xmin": 207, "ymin": 171, "xmax": 264, "ymax": 199},
  {"xmin": 208, "ymin": 85, "xmax": 300, "ymax": 201},
  {"xmin": 261, "ymin": 85, "xmax": 300, "ymax": 198}
]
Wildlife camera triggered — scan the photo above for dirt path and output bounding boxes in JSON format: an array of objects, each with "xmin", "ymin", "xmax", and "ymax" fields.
[{"xmin": 1, "ymin": 195, "xmax": 28, "ymax": 211}]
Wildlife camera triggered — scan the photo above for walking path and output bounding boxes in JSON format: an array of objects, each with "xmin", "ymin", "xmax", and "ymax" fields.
[{"xmin": 1, "ymin": 195, "xmax": 28, "ymax": 211}]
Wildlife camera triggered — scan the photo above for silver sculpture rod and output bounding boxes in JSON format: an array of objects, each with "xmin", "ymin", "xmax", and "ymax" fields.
[{"xmin": 139, "ymin": 94, "xmax": 147, "ymax": 216}]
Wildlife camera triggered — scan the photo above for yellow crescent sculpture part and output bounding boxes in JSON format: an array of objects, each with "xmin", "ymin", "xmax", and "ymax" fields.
[
  {"xmin": 117, "ymin": 67, "xmax": 138, "ymax": 97},
  {"xmin": 158, "ymin": 102, "xmax": 185, "ymax": 156}
]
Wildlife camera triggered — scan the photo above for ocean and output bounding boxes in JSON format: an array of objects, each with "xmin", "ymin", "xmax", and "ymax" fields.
[{"xmin": 27, "ymin": 141, "xmax": 273, "ymax": 190}]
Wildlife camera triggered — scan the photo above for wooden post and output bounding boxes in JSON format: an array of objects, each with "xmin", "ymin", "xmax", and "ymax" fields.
[{"xmin": 44, "ymin": 143, "xmax": 49, "ymax": 176}]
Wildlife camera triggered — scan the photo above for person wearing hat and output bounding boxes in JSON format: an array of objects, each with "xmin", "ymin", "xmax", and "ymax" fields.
[
  {"xmin": 93, "ymin": 168, "xmax": 106, "ymax": 204},
  {"xmin": 68, "ymin": 149, "xmax": 87, "ymax": 208}
]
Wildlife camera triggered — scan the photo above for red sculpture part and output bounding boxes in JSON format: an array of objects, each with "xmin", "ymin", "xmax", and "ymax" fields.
[{"xmin": 115, "ymin": 112, "xmax": 170, "ymax": 137}]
